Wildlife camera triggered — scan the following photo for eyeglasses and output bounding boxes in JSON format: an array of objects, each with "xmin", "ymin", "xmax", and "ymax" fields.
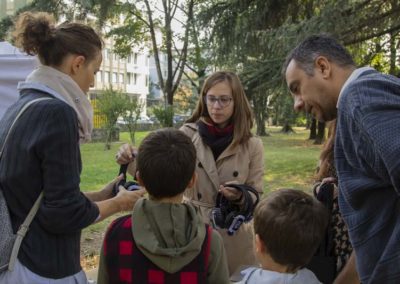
[{"xmin": 204, "ymin": 95, "xmax": 233, "ymax": 108}]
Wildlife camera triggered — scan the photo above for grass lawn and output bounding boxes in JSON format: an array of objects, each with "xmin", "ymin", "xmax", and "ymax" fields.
[
  {"xmin": 80, "ymin": 126, "xmax": 322, "ymax": 270},
  {"xmin": 80, "ymin": 126, "xmax": 321, "ymax": 193},
  {"xmin": 262, "ymin": 126, "xmax": 321, "ymax": 194}
]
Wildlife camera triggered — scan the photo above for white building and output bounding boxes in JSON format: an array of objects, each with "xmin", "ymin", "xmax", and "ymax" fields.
[{"xmin": 90, "ymin": 37, "xmax": 150, "ymax": 121}]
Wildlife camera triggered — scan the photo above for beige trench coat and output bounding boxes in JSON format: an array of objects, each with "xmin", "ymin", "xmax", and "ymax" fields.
[{"xmin": 180, "ymin": 123, "xmax": 265, "ymax": 275}]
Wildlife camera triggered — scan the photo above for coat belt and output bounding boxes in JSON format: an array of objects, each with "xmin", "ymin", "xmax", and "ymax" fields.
[{"xmin": 183, "ymin": 196, "xmax": 214, "ymax": 208}]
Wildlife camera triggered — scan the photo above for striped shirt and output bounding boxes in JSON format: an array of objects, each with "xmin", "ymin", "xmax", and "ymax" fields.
[{"xmin": 335, "ymin": 68, "xmax": 400, "ymax": 283}]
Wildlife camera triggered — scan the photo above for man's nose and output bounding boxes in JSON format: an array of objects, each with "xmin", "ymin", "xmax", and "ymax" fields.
[{"xmin": 293, "ymin": 96, "xmax": 304, "ymax": 111}]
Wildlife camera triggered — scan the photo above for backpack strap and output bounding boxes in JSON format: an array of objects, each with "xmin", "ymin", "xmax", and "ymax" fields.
[
  {"xmin": 0, "ymin": 97, "xmax": 52, "ymax": 271},
  {"xmin": 8, "ymin": 192, "xmax": 43, "ymax": 271},
  {"xmin": 0, "ymin": 97, "xmax": 52, "ymax": 157}
]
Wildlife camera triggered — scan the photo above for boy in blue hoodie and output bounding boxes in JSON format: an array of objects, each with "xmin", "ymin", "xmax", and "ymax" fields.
[
  {"xmin": 238, "ymin": 189, "xmax": 327, "ymax": 284},
  {"xmin": 97, "ymin": 128, "xmax": 229, "ymax": 284}
]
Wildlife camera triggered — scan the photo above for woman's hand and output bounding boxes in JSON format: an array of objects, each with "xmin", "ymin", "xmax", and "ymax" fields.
[
  {"xmin": 85, "ymin": 174, "xmax": 124, "ymax": 202},
  {"xmin": 116, "ymin": 143, "xmax": 137, "ymax": 165},
  {"xmin": 321, "ymin": 176, "xmax": 337, "ymax": 184},
  {"xmin": 100, "ymin": 174, "xmax": 123, "ymax": 199},
  {"xmin": 93, "ymin": 186, "xmax": 146, "ymax": 222},
  {"xmin": 314, "ymin": 176, "xmax": 338, "ymax": 197},
  {"xmin": 114, "ymin": 186, "xmax": 146, "ymax": 211},
  {"xmin": 219, "ymin": 182, "xmax": 243, "ymax": 202}
]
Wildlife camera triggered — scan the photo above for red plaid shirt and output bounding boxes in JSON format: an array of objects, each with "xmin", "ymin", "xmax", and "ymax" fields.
[{"xmin": 103, "ymin": 215, "xmax": 212, "ymax": 284}]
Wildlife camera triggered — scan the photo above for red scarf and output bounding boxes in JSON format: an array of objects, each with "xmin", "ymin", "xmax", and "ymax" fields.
[{"xmin": 198, "ymin": 119, "xmax": 234, "ymax": 160}]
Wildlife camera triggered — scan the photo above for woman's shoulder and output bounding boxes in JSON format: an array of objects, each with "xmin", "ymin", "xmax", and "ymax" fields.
[
  {"xmin": 21, "ymin": 90, "xmax": 72, "ymax": 108},
  {"xmin": 180, "ymin": 123, "xmax": 198, "ymax": 137},
  {"xmin": 20, "ymin": 92, "xmax": 78, "ymax": 123},
  {"xmin": 246, "ymin": 135, "xmax": 263, "ymax": 148}
]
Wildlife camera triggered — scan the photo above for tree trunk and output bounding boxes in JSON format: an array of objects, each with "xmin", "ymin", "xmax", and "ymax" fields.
[
  {"xmin": 309, "ymin": 118, "xmax": 317, "ymax": 139},
  {"xmin": 253, "ymin": 90, "xmax": 269, "ymax": 136},
  {"xmin": 305, "ymin": 113, "xmax": 312, "ymax": 129},
  {"xmin": 389, "ymin": 31, "xmax": 397, "ymax": 76},
  {"xmin": 314, "ymin": 121, "xmax": 326, "ymax": 144},
  {"xmin": 281, "ymin": 122, "xmax": 294, "ymax": 133}
]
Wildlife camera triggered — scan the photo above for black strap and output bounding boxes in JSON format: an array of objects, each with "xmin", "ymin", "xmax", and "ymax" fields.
[
  {"xmin": 118, "ymin": 164, "xmax": 129, "ymax": 186},
  {"xmin": 314, "ymin": 182, "xmax": 335, "ymax": 256},
  {"xmin": 228, "ymin": 184, "xmax": 260, "ymax": 220}
]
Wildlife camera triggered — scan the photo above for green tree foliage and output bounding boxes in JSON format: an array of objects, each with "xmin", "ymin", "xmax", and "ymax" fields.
[
  {"xmin": 0, "ymin": 0, "xmax": 89, "ymax": 40},
  {"xmin": 88, "ymin": 0, "xmax": 195, "ymax": 126},
  {"xmin": 153, "ymin": 104, "xmax": 174, "ymax": 128},
  {"xmin": 199, "ymin": 0, "xmax": 400, "ymax": 138},
  {"xmin": 121, "ymin": 97, "xmax": 144, "ymax": 145},
  {"xmin": 96, "ymin": 88, "xmax": 130, "ymax": 150}
]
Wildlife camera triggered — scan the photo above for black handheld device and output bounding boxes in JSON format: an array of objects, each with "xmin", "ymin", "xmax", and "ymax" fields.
[{"xmin": 113, "ymin": 164, "xmax": 141, "ymax": 195}]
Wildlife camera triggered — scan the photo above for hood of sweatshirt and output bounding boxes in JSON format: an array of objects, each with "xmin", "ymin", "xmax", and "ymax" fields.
[{"xmin": 131, "ymin": 198, "xmax": 206, "ymax": 274}]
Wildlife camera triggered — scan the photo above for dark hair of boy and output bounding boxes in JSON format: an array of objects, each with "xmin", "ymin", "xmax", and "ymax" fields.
[
  {"xmin": 136, "ymin": 128, "xmax": 196, "ymax": 199},
  {"xmin": 254, "ymin": 189, "xmax": 328, "ymax": 272}
]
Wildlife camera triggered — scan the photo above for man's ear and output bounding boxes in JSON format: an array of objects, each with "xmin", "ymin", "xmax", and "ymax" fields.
[
  {"xmin": 136, "ymin": 171, "xmax": 144, "ymax": 186},
  {"xmin": 71, "ymin": 55, "xmax": 86, "ymax": 75},
  {"xmin": 187, "ymin": 172, "xmax": 197, "ymax": 188},
  {"xmin": 315, "ymin": 56, "xmax": 331, "ymax": 79},
  {"xmin": 255, "ymin": 234, "xmax": 266, "ymax": 254}
]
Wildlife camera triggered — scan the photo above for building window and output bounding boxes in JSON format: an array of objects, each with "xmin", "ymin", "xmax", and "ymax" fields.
[
  {"xmin": 119, "ymin": 73, "xmax": 124, "ymax": 84},
  {"xmin": 134, "ymin": 73, "xmax": 137, "ymax": 85},
  {"xmin": 134, "ymin": 53, "xmax": 138, "ymax": 65},
  {"xmin": 145, "ymin": 75, "xmax": 148, "ymax": 87},
  {"xmin": 104, "ymin": 49, "xmax": 109, "ymax": 60},
  {"xmin": 112, "ymin": 72, "xmax": 118, "ymax": 83},
  {"xmin": 104, "ymin": 71, "xmax": 110, "ymax": 84},
  {"xmin": 127, "ymin": 54, "xmax": 132, "ymax": 63},
  {"xmin": 96, "ymin": 71, "xmax": 102, "ymax": 83}
]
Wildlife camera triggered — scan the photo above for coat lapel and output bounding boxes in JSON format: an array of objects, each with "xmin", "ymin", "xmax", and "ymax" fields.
[
  {"xmin": 191, "ymin": 133, "xmax": 220, "ymax": 192},
  {"xmin": 217, "ymin": 143, "xmax": 239, "ymax": 162}
]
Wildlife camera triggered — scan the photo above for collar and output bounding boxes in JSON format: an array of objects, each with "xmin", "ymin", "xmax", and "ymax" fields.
[
  {"xmin": 337, "ymin": 66, "xmax": 375, "ymax": 108},
  {"xmin": 18, "ymin": 65, "xmax": 93, "ymax": 143}
]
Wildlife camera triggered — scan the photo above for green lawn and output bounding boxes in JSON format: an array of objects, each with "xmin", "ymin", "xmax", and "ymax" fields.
[
  {"xmin": 262, "ymin": 126, "xmax": 321, "ymax": 194},
  {"xmin": 80, "ymin": 126, "xmax": 321, "ymax": 193},
  {"xmin": 80, "ymin": 126, "xmax": 322, "ymax": 266}
]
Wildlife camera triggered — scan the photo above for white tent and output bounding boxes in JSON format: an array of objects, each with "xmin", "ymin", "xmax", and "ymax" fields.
[{"xmin": 0, "ymin": 41, "xmax": 38, "ymax": 120}]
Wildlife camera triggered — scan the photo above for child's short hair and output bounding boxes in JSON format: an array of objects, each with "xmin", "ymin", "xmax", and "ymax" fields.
[
  {"xmin": 254, "ymin": 189, "xmax": 328, "ymax": 272},
  {"xmin": 136, "ymin": 128, "xmax": 196, "ymax": 199}
]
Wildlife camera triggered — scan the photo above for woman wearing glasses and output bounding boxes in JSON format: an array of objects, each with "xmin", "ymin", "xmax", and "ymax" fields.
[
  {"xmin": 180, "ymin": 71, "xmax": 264, "ymax": 276},
  {"xmin": 116, "ymin": 71, "xmax": 264, "ymax": 276}
]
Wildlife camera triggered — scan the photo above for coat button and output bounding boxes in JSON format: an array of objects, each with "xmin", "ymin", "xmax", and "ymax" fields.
[
  {"xmin": 197, "ymin": 193, "xmax": 202, "ymax": 200},
  {"xmin": 198, "ymin": 162, "xmax": 203, "ymax": 168},
  {"xmin": 233, "ymin": 171, "xmax": 239, "ymax": 177}
]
